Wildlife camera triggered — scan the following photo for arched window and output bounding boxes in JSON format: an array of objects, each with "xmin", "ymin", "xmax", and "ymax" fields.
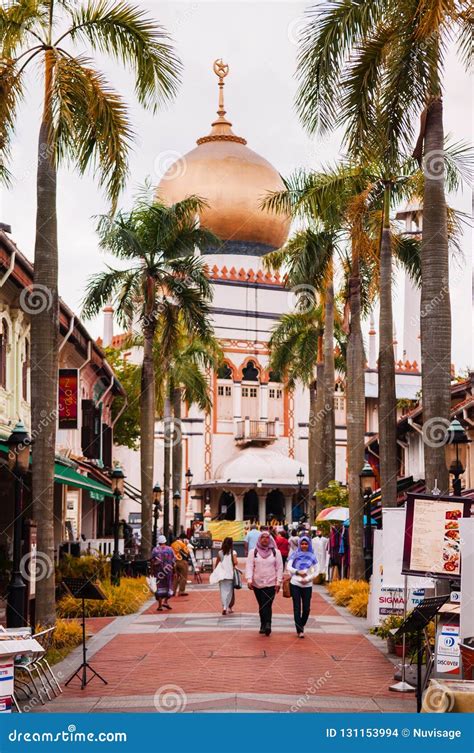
[
  {"xmin": 217, "ymin": 362, "xmax": 233, "ymax": 420},
  {"xmin": 0, "ymin": 320, "xmax": 8, "ymax": 389},
  {"xmin": 241, "ymin": 360, "xmax": 260, "ymax": 419},
  {"xmin": 22, "ymin": 339, "xmax": 29, "ymax": 402}
]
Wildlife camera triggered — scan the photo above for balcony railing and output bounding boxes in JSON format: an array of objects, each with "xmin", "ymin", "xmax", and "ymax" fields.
[{"xmin": 235, "ymin": 418, "xmax": 279, "ymax": 444}]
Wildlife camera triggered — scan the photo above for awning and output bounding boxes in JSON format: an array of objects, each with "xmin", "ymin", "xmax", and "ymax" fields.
[{"xmin": 54, "ymin": 463, "xmax": 113, "ymax": 498}]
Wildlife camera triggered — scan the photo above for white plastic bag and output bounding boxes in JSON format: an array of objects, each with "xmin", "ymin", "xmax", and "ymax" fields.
[
  {"xmin": 146, "ymin": 575, "xmax": 157, "ymax": 594},
  {"xmin": 209, "ymin": 562, "xmax": 225, "ymax": 584}
]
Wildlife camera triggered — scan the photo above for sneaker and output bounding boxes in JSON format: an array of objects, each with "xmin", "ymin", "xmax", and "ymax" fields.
[
  {"xmin": 222, "ymin": 609, "xmax": 227, "ymax": 615},
  {"xmin": 298, "ymin": 632, "xmax": 305, "ymax": 639}
]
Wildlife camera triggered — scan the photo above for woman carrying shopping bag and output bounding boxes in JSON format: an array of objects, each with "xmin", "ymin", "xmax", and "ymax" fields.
[{"xmin": 210, "ymin": 537, "xmax": 239, "ymax": 615}]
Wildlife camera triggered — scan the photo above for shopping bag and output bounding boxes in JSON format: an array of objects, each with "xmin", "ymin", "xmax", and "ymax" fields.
[
  {"xmin": 146, "ymin": 575, "xmax": 157, "ymax": 594},
  {"xmin": 233, "ymin": 568, "xmax": 242, "ymax": 590},
  {"xmin": 282, "ymin": 574, "xmax": 291, "ymax": 598}
]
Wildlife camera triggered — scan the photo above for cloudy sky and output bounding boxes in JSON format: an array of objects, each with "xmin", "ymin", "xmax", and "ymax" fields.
[{"xmin": 1, "ymin": 0, "xmax": 472, "ymax": 368}]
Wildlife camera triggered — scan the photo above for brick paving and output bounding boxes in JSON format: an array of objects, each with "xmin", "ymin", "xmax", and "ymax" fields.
[{"xmin": 36, "ymin": 583, "xmax": 416, "ymax": 713}]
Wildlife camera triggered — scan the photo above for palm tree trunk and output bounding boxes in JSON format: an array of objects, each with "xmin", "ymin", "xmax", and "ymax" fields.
[
  {"xmin": 346, "ymin": 251, "xmax": 366, "ymax": 580},
  {"xmin": 322, "ymin": 275, "xmax": 336, "ymax": 487},
  {"xmin": 162, "ymin": 390, "xmax": 171, "ymax": 540},
  {"xmin": 308, "ymin": 380, "xmax": 319, "ymax": 520},
  {"xmin": 172, "ymin": 386, "xmax": 183, "ymax": 534},
  {"xmin": 139, "ymin": 325, "xmax": 155, "ymax": 558},
  {"xmin": 31, "ymin": 51, "xmax": 58, "ymax": 626},
  {"xmin": 378, "ymin": 185, "xmax": 398, "ymax": 507},
  {"xmin": 421, "ymin": 98, "xmax": 451, "ymax": 494}
]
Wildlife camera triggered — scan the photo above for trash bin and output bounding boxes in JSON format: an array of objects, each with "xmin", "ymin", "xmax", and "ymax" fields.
[{"xmin": 459, "ymin": 637, "xmax": 474, "ymax": 680}]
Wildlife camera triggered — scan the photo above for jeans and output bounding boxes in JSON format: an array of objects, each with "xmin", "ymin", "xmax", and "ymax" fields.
[
  {"xmin": 290, "ymin": 583, "xmax": 312, "ymax": 633},
  {"xmin": 253, "ymin": 586, "xmax": 276, "ymax": 629}
]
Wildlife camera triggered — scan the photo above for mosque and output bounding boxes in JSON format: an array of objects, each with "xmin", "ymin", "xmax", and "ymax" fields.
[{"xmin": 108, "ymin": 61, "xmax": 422, "ymax": 531}]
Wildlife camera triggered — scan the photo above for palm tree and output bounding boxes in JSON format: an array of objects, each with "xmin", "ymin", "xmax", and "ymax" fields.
[
  {"xmin": 296, "ymin": 0, "xmax": 472, "ymax": 493},
  {"xmin": 83, "ymin": 197, "xmax": 217, "ymax": 557},
  {"xmin": 0, "ymin": 0, "xmax": 180, "ymax": 624},
  {"xmin": 155, "ymin": 330, "xmax": 222, "ymax": 534},
  {"xmin": 264, "ymin": 227, "xmax": 338, "ymax": 513}
]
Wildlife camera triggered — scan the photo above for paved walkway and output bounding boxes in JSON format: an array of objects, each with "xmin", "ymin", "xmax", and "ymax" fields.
[{"xmin": 34, "ymin": 583, "xmax": 416, "ymax": 713}]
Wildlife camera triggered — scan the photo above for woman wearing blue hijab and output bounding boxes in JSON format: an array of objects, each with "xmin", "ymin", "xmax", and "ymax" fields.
[{"xmin": 286, "ymin": 535, "xmax": 318, "ymax": 638}]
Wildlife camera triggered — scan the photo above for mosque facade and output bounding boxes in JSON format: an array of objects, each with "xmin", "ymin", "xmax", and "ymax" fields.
[{"xmin": 110, "ymin": 61, "xmax": 422, "ymax": 531}]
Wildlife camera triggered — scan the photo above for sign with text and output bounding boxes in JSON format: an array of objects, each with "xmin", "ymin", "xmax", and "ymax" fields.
[
  {"xmin": 58, "ymin": 369, "xmax": 79, "ymax": 429},
  {"xmin": 402, "ymin": 493, "xmax": 470, "ymax": 579}
]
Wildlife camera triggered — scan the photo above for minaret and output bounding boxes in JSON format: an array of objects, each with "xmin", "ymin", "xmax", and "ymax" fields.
[
  {"xmin": 103, "ymin": 304, "xmax": 114, "ymax": 347},
  {"xmin": 396, "ymin": 200, "xmax": 422, "ymax": 366}
]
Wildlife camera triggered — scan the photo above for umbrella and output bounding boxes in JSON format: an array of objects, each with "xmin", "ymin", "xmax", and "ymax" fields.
[{"xmin": 316, "ymin": 506, "xmax": 349, "ymax": 522}]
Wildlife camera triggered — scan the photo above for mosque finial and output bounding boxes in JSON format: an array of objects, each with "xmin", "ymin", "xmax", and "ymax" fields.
[
  {"xmin": 213, "ymin": 58, "xmax": 229, "ymax": 119},
  {"xmin": 196, "ymin": 59, "xmax": 246, "ymax": 146}
]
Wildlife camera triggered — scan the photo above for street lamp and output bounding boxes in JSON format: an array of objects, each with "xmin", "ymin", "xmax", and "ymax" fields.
[
  {"xmin": 110, "ymin": 464, "xmax": 125, "ymax": 586},
  {"xmin": 6, "ymin": 421, "xmax": 32, "ymax": 628},
  {"xmin": 173, "ymin": 491, "xmax": 181, "ymax": 537},
  {"xmin": 185, "ymin": 468, "xmax": 193, "ymax": 492},
  {"xmin": 445, "ymin": 418, "xmax": 470, "ymax": 496},
  {"xmin": 152, "ymin": 483, "xmax": 162, "ymax": 548},
  {"xmin": 360, "ymin": 460, "xmax": 377, "ymax": 580},
  {"xmin": 296, "ymin": 468, "xmax": 306, "ymax": 523}
]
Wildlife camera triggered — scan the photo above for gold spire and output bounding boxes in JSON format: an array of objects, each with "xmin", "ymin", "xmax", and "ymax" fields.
[{"xmin": 197, "ymin": 59, "xmax": 247, "ymax": 146}]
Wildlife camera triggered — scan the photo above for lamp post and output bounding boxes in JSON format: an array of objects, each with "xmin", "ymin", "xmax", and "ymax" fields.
[
  {"xmin": 359, "ymin": 460, "xmax": 376, "ymax": 580},
  {"xmin": 445, "ymin": 419, "xmax": 470, "ymax": 496},
  {"xmin": 296, "ymin": 468, "xmax": 305, "ymax": 523},
  {"xmin": 152, "ymin": 484, "xmax": 162, "ymax": 548},
  {"xmin": 185, "ymin": 468, "xmax": 193, "ymax": 492},
  {"xmin": 110, "ymin": 464, "xmax": 125, "ymax": 586},
  {"xmin": 6, "ymin": 421, "xmax": 32, "ymax": 628},
  {"xmin": 173, "ymin": 491, "xmax": 181, "ymax": 537}
]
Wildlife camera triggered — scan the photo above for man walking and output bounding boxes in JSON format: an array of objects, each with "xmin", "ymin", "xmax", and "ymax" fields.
[{"xmin": 171, "ymin": 535, "xmax": 190, "ymax": 597}]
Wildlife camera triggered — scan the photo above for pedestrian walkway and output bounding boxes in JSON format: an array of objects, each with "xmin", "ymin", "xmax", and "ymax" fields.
[{"xmin": 37, "ymin": 584, "xmax": 416, "ymax": 713}]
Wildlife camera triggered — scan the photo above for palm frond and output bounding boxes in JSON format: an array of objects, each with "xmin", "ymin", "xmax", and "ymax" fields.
[
  {"xmin": 0, "ymin": 61, "xmax": 23, "ymax": 179},
  {"xmin": 52, "ymin": 52, "xmax": 133, "ymax": 207},
  {"xmin": 0, "ymin": 1, "xmax": 45, "ymax": 56},
  {"xmin": 64, "ymin": 0, "xmax": 181, "ymax": 109},
  {"xmin": 296, "ymin": 0, "xmax": 384, "ymax": 134}
]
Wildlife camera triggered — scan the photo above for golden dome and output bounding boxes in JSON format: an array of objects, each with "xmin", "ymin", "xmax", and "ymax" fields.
[{"xmin": 156, "ymin": 60, "xmax": 290, "ymax": 251}]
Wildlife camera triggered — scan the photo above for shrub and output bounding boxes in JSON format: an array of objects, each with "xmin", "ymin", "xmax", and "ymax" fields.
[
  {"xmin": 52, "ymin": 619, "xmax": 83, "ymax": 649},
  {"xmin": 327, "ymin": 578, "xmax": 368, "ymax": 606},
  {"xmin": 347, "ymin": 588, "xmax": 369, "ymax": 617},
  {"xmin": 56, "ymin": 554, "xmax": 110, "ymax": 584},
  {"xmin": 57, "ymin": 577, "xmax": 149, "ymax": 618}
]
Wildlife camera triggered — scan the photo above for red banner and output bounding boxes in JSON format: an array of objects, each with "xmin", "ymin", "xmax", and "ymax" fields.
[{"xmin": 58, "ymin": 369, "xmax": 79, "ymax": 429}]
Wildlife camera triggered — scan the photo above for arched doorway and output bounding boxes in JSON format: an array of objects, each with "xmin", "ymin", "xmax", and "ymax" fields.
[
  {"xmin": 218, "ymin": 491, "xmax": 235, "ymax": 521},
  {"xmin": 243, "ymin": 489, "xmax": 259, "ymax": 522},
  {"xmin": 266, "ymin": 489, "xmax": 285, "ymax": 522}
]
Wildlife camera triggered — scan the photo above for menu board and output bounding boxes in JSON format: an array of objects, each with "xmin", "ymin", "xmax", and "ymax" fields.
[{"xmin": 402, "ymin": 494, "xmax": 470, "ymax": 579}]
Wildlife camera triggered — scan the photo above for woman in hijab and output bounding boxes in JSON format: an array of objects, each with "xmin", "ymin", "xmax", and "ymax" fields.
[
  {"xmin": 151, "ymin": 535, "xmax": 176, "ymax": 611},
  {"xmin": 245, "ymin": 530, "xmax": 283, "ymax": 636},
  {"xmin": 286, "ymin": 535, "xmax": 318, "ymax": 638}
]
